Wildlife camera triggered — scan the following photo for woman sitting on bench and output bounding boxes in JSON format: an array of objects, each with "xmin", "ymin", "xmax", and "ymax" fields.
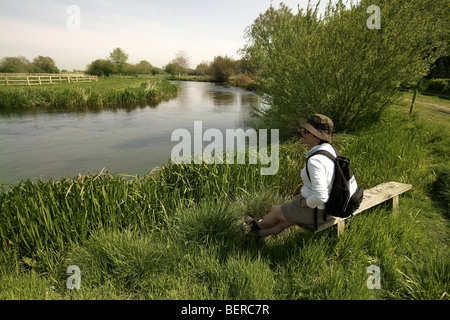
[{"xmin": 247, "ymin": 114, "xmax": 336, "ymax": 237}]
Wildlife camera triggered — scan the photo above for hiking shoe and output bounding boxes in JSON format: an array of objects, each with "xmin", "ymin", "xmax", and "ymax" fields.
[
  {"xmin": 244, "ymin": 217, "xmax": 262, "ymax": 233},
  {"xmin": 249, "ymin": 219, "xmax": 262, "ymax": 233}
]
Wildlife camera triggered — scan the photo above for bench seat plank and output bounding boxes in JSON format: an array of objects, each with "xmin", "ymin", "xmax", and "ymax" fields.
[{"xmin": 298, "ymin": 182, "xmax": 412, "ymax": 234}]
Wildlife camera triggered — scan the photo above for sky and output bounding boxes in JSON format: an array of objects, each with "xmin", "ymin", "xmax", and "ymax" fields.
[{"xmin": 0, "ymin": 0, "xmax": 334, "ymax": 71}]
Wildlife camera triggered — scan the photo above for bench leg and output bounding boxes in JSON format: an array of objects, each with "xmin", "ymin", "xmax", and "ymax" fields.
[
  {"xmin": 392, "ymin": 195, "xmax": 399, "ymax": 217},
  {"xmin": 337, "ymin": 220, "xmax": 345, "ymax": 236}
]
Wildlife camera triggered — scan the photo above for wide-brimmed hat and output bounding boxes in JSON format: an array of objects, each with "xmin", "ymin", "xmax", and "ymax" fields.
[{"xmin": 300, "ymin": 114, "xmax": 334, "ymax": 142}]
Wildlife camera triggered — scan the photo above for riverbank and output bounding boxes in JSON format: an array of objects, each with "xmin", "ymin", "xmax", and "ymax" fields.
[
  {"xmin": 0, "ymin": 77, "xmax": 179, "ymax": 110},
  {"xmin": 0, "ymin": 92, "xmax": 448, "ymax": 300},
  {"xmin": 167, "ymin": 74, "xmax": 258, "ymax": 91}
]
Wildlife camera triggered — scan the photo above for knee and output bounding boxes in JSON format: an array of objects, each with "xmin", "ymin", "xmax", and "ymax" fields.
[
  {"xmin": 270, "ymin": 205, "xmax": 284, "ymax": 219},
  {"xmin": 270, "ymin": 205, "xmax": 279, "ymax": 214}
]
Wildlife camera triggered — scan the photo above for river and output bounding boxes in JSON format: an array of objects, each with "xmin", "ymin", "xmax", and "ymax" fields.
[{"xmin": 0, "ymin": 81, "xmax": 261, "ymax": 186}]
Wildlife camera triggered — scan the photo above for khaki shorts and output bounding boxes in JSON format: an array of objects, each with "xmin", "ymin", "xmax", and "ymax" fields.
[{"xmin": 281, "ymin": 197, "xmax": 328, "ymax": 226}]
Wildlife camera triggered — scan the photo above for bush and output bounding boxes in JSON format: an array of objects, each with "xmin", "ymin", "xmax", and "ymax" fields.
[
  {"xmin": 86, "ymin": 59, "xmax": 116, "ymax": 77},
  {"xmin": 419, "ymin": 79, "xmax": 450, "ymax": 97},
  {"xmin": 210, "ymin": 56, "xmax": 237, "ymax": 83},
  {"xmin": 230, "ymin": 73, "xmax": 258, "ymax": 90}
]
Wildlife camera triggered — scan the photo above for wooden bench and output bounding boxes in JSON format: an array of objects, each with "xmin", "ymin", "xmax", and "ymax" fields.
[{"xmin": 298, "ymin": 182, "xmax": 413, "ymax": 235}]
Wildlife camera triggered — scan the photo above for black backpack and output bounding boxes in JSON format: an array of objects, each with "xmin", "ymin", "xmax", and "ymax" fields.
[{"xmin": 306, "ymin": 147, "xmax": 363, "ymax": 219}]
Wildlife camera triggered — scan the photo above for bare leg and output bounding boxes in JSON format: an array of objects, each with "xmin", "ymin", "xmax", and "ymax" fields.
[
  {"xmin": 257, "ymin": 205, "xmax": 295, "ymax": 236},
  {"xmin": 261, "ymin": 220, "xmax": 296, "ymax": 236},
  {"xmin": 258, "ymin": 205, "xmax": 285, "ymax": 228}
]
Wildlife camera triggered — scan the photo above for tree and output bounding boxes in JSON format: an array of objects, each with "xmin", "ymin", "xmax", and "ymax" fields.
[
  {"xmin": 122, "ymin": 63, "xmax": 138, "ymax": 76},
  {"xmin": 109, "ymin": 48, "xmax": 129, "ymax": 74},
  {"xmin": 164, "ymin": 63, "xmax": 179, "ymax": 77},
  {"xmin": 0, "ymin": 56, "xmax": 33, "ymax": 73},
  {"xmin": 168, "ymin": 50, "xmax": 190, "ymax": 76},
  {"xmin": 150, "ymin": 66, "xmax": 164, "ymax": 75},
  {"xmin": 194, "ymin": 61, "xmax": 210, "ymax": 76},
  {"xmin": 86, "ymin": 59, "xmax": 116, "ymax": 77},
  {"xmin": 242, "ymin": 0, "xmax": 449, "ymax": 137},
  {"xmin": 0, "ymin": 55, "xmax": 60, "ymax": 73},
  {"xmin": 135, "ymin": 60, "xmax": 153, "ymax": 74},
  {"xmin": 210, "ymin": 56, "xmax": 237, "ymax": 82},
  {"xmin": 32, "ymin": 56, "xmax": 60, "ymax": 73},
  {"xmin": 426, "ymin": 56, "xmax": 450, "ymax": 79}
]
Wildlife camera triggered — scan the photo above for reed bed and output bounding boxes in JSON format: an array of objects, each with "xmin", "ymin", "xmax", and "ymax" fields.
[
  {"xmin": 0, "ymin": 144, "xmax": 306, "ymax": 272},
  {"xmin": 0, "ymin": 77, "xmax": 179, "ymax": 110}
]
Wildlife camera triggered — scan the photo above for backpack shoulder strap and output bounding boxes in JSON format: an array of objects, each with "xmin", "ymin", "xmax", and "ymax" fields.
[{"xmin": 306, "ymin": 149, "xmax": 337, "ymax": 182}]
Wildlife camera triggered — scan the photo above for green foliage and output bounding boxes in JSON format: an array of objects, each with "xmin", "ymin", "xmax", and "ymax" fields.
[
  {"xmin": 228, "ymin": 73, "xmax": 258, "ymax": 91},
  {"xmin": 164, "ymin": 62, "xmax": 179, "ymax": 77},
  {"xmin": 419, "ymin": 79, "xmax": 450, "ymax": 97},
  {"xmin": 0, "ymin": 77, "xmax": 179, "ymax": 109},
  {"xmin": 122, "ymin": 60, "xmax": 163, "ymax": 76},
  {"xmin": 32, "ymin": 56, "xmax": 60, "ymax": 73},
  {"xmin": 242, "ymin": 0, "xmax": 449, "ymax": 137},
  {"xmin": 0, "ymin": 55, "xmax": 60, "ymax": 74},
  {"xmin": 427, "ymin": 56, "xmax": 450, "ymax": 80},
  {"xmin": 164, "ymin": 50, "xmax": 190, "ymax": 77},
  {"xmin": 87, "ymin": 49, "xmax": 163, "ymax": 77},
  {"xmin": 0, "ymin": 56, "xmax": 33, "ymax": 73},
  {"xmin": 108, "ymin": 48, "xmax": 129, "ymax": 74},
  {"xmin": 210, "ymin": 55, "xmax": 238, "ymax": 83},
  {"xmin": 86, "ymin": 59, "xmax": 116, "ymax": 77}
]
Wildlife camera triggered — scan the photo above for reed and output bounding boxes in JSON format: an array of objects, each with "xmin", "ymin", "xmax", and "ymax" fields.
[{"xmin": 0, "ymin": 77, "xmax": 179, "ymax": 110}]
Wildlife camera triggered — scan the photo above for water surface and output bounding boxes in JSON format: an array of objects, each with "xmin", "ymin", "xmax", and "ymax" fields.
[{"xmin": 0, "ymin": 81, "xmax": 261, "ymax": 185}]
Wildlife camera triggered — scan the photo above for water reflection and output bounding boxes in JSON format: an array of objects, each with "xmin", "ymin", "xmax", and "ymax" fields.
[
  {"xmin": 0, "ymin": 81, "xmax": 261, "ymax": 185},
  {"xmin": 0, "ymin": 101, "xmax": 161, "ymax": 118},
  {"xmin": 204, "ymin": 87, "xmax": 238, "ymax": 107}
]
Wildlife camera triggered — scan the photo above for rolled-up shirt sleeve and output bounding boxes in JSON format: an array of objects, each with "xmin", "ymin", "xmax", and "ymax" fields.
[{"xmin": 305, "ymin": 156, "xmax": 332, "ymax": 208}]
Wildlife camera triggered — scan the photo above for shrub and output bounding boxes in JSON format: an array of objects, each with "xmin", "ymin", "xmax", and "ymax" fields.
[
  {"xmin": 210, "ymin": 56, "xmax": 238, "ymax": 83},
  {"xmin": 86, "ymin": 59, "xmax": 116, "ymax": 77},
  {"xmin": 419, "ymin": 79, "xmax": 450, "ymax": 97}
]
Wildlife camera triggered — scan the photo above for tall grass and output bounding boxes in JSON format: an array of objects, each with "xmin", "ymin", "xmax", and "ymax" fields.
[
  {"xmin": 0, "ymin": 96, "xmax": 448, "ymax": 300},
  {"xmin": 0, "ymin": 147, "xmax": 304, "ymax": 273},
  {"xmin": 0, "ymin": 77, "xmax": 179, "ymax": 110}
]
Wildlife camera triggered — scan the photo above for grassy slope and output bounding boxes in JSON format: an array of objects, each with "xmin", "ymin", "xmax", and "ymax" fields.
[{"xmin": 0, "ymin": 92, "xmax": 448, "ymax": 300}]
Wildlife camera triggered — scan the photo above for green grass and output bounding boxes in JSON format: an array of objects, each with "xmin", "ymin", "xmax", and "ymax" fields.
[
  {"xmin": 0, "ymin": 76, "xmax": 179, "ymax": 110},
  {"xmin": 0, "ymin": 92, "xmax": 448, "ymax": 300}
]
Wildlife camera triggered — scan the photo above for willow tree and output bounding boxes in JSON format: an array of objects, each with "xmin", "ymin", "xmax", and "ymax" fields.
[{"xmin": 242, "ymin": 0, "xmax": 449, "ymax": 137}]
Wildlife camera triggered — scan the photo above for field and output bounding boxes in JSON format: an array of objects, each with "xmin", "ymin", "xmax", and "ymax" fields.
[
  {"xmin": 0, "ymin": 76, "xmax": 179, "ymax": 110},
  {"xmin": 0, "ymin": 91, "xmax": 448, "ymax": 301}
]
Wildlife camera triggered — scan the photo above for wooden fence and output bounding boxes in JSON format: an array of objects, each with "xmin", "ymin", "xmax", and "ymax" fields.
[{"xmin": 0, "ymin": 73, "xmax": 98, "ymax": 86}]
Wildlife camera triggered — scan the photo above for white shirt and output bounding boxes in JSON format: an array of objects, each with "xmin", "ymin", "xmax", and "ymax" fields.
[{"xmin": 300, "ymin": 143, "xmax": 336, "ymax": 209}]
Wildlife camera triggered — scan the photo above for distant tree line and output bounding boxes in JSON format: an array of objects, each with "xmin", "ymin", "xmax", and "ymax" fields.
[
  {"xmin": 0, "ymin": 56, "xmax": 60, "ymax": 73},
  {"xmin": 86, "ymin": 48, "xmax": 254, "ymax": 83},
  {"xmin": 86, "ymin": 48, "xmax": 164, "ymax": 77},
  {"xmin": 163, "ymin": 49, "xmax": 253, "ymax": 84}
]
